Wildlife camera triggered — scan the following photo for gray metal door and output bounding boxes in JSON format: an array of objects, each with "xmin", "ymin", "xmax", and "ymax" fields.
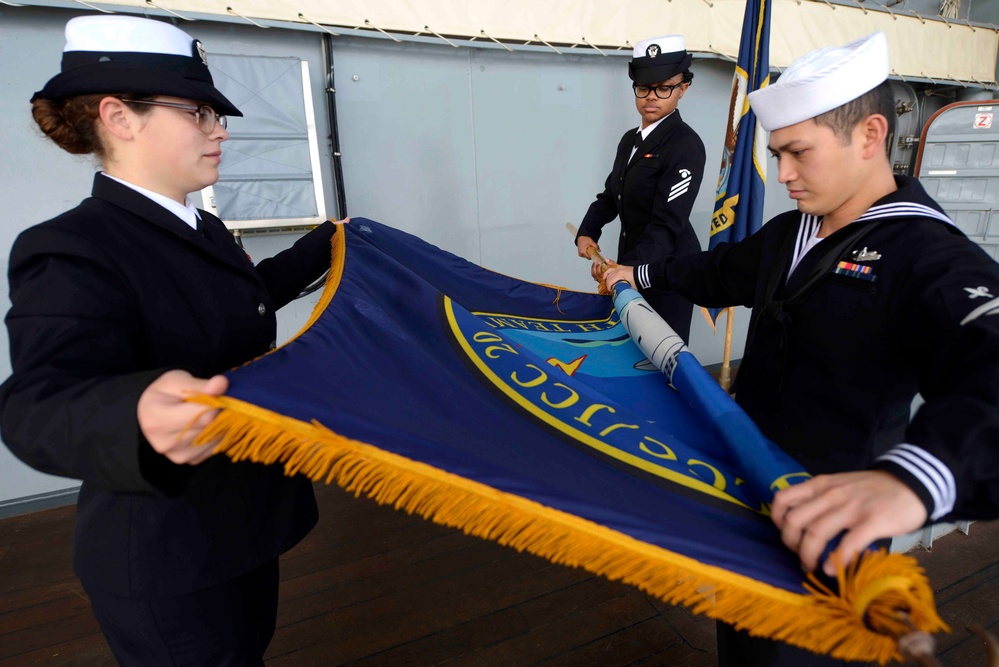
[{"xmin": 917, "ymin": 100, "xmax": 999, "ymax": 260}]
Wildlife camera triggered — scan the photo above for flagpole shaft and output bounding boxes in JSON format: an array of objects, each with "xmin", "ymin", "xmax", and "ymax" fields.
[{"xmin": 720, "ymin": 306, "xmax": 734, "ymax": 392}]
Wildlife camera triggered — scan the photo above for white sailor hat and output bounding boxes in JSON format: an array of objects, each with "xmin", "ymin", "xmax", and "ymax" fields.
[
  {"xmin": 32, "ymin": 16, "xmax": 242, "ymax": 117},
  {"xmin": 629, "ymin": 35, "xmax": 692, "ymax": 85},
  {"xmin": 748, "ymin": 32, "xmax": 889, "ymax": 132}
]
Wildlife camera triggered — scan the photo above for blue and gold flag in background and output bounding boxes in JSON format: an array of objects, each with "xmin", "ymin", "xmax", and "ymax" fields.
[
  {"xmin": 708, "ymin": 0, "xmax": 772, "ymax": 326},
  {"xmin": 194, "ymin": 219, "xmax": 943, "ymax": 663}
]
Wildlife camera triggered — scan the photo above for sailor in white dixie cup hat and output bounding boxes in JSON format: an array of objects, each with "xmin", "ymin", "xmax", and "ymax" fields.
[
  {"xmin": 573, "ymin": 34, "xmax": 706, "ymax": 343},
  {"xmin": 5, "ymin": 15, "xmax": 340, "ymax": 666},
  {"xmin": 747, "ymin": 31, "xmax": 890, "ymax": 133},
  {"xmin": 605, "ymin": 30, "xmax": 999, "ymax": 666},
  {"xmin": 745, "ymin": 31, "xmax": 893, "ymax": 232}
]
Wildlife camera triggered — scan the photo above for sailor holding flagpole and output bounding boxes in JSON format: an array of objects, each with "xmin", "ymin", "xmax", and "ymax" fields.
[
  {"xmin": 605, "ymin": 31, "xmax": 999, "ymax": 666},
  {"xmin": 574, "ymin": 35, "xmax": 706, "ymax": 343}
]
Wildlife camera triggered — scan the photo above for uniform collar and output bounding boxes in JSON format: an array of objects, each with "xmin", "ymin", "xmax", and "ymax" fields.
[
  {"xmin": 90, "ymin": 173, "xmax": 259, "ymax": 278},
  {"xmin": 638, "ymin": 109, "xmax": 679, "ymax": 141},
  {"xmin": 91, "ymin": 172, "xmax": 204, "ymax": 242},
  {"xmin": 100, "ymin": 173, "xmax": 202, "ymax": 230},
  {"xmin": 852, "ymin": 175, "xmax": 953, "ymax": 227}
]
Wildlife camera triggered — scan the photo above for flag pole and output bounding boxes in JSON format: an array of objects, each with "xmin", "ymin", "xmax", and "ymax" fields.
[
  {"xmin": 719, "ymin": 306, "xmax": 734, "ymax": 391},
  {"xmin": 708, "ymin": 0, "xmax": 771, "ymax": 392},
  {"xmin": 568, "ymin": 223, "xmax": 733, "ymax": 389}
]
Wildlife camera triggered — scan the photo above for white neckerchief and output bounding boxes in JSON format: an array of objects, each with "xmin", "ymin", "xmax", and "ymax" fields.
[
  {"xmin": 102, "ymin": 173, "xmax": 202, "ymax": 230},
  {"xmin": 628, "ymin": 111, "xmax": 673, "ymax": 162}
]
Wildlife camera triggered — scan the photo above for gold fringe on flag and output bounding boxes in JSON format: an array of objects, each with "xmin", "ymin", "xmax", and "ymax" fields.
[{"xmin": 188, "ymin": 223, "xmax": 947, "ymax": 663}]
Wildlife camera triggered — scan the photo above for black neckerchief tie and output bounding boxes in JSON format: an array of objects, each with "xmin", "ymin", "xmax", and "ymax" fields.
[{"xmin": 740, "ymin": 220, "xmax": 882, "ymax": 396}]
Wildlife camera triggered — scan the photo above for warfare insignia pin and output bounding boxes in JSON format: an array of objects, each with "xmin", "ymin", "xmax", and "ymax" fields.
[
  {"xmin": 850, "ymin": 247, "xmax": 881, "ymax": 262},
  {"xmin": 646, "ymin": 44, "xmax": 660, "ymax": 58}
]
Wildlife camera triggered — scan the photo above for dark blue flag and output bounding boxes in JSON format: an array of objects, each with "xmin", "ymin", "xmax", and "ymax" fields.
[
  {"xmin": 194, "ymin": 219, "xmax": 944, "ymax": 662},
  {"xmin": 707, "ymin": 0, "xmax": 772, "ymax": 326}
]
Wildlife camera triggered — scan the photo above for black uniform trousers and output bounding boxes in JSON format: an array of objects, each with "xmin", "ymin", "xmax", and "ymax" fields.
[
  {"xmin": 85, "ymin": 559, "xmax": 279, "ymax": 667},
  {"xmin": 717, "ymin": 623, "xmax": 878, "ymax": 667},
  {"xmin": 717, "ymin": 541, "xmax": 891, "ymax": 667}
]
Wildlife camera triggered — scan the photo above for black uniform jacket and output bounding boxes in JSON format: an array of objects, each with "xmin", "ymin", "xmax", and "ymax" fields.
[
  {"xmin": 639, "ymin": 176, "xmax": 999, "ymax": 523},
  {"xmin": 0, "ymin": 174, "xmax": 336, "ymax": 598},
  {"xmin": 577, "ymin": 111, "xmax": 706, "ymax": 336}
]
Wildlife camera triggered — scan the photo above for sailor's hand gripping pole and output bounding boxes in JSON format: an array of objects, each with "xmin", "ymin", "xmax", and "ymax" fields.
[
  {"xmin": 567, "ymin": 223, "xmax": 620, "ymax": 293},
  {"xmin": 566, "ymin": 222, "xmax": 609, "ymax": 265}
]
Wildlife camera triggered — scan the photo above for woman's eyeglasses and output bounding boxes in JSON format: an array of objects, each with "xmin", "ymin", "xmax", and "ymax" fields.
[
  {"xmin": 121, "ymin": 99, "xmax": 227, "ymax": 134},
  {"xmin": 632, "ymin": 83, "xmax": 684, "ymax": 100}
]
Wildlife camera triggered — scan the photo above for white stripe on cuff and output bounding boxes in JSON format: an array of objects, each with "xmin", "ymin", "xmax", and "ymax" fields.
[
  {"xmin": 876, "ymin": 443, "xmax": 956, "ymax": 520},
  {"xmin": 896, "ymin": 443, "xmax": 957, "ymax": 505},
  {"xmin": 884, "ymin": 449, "xmax": 947, "ymax": 506},
  {"xmin": 637, "ymin": 264, "xmax": 651, "ymax": 290}
]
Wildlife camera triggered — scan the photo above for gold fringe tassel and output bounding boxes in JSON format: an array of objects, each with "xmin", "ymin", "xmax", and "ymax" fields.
[
  {"xmin": 190, "ymin": 394, "xmax": 947, "ymax": 664},
  {"xmin": 189, "ymin": 221, "xmax": 947, "ymax": 663}
]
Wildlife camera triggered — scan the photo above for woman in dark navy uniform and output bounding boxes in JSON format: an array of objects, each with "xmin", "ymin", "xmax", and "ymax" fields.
[
  {"xmin": 575, "ymin": 34, "xmax": 706, "ymax": 342},
  {"xmin": 0, "ymin": 15, "xmax": 339, "ymax": 666}
]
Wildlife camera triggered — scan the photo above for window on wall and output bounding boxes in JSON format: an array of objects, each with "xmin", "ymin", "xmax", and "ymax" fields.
[{"xmin": 201, "ymin": 54, "xmax": 328, "ymax": 230}]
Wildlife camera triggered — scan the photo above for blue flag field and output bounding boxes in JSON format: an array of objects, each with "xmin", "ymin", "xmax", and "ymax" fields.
[
  {"xmin": 708, "ymin": 0, "xmax": 772, "ymax": 326},
  {"xmin": 193, "ymin": 220, "xmax": 944, "ymax": 663}
]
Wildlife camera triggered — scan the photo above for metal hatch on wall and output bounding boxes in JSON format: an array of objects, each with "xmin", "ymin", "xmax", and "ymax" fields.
[
  {"xmin": 889, "ymin": 80, "xmax": 920, "ymax": 176},
  {"xmin": 897, "ymin": 99, "xmax": 997, "ymax": 552},
  {"xmin": 916, "ymin": 100, "xmax": 999, "ymax": 260},
  {"xmin": 200, "ymin": 54, "xmax": 328, "ymax": 231}
]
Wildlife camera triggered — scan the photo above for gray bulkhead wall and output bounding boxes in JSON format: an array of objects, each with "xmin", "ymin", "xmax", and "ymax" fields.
[
  {"xmin": 331, "ymin": 37, "xmax": 797, "ymax": 357},
  {"xmin": 1, "ymin": 8, "xmax": 97, "ymax": 508},
  {"xmin": 1, "ymin": 7, "xmax": 796, "ymax": 509}
]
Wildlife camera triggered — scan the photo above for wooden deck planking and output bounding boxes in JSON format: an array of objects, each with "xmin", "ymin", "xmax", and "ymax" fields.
[{"xmin": 0, "ymin": 483, "xmax": 996, "ymax": 666}]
